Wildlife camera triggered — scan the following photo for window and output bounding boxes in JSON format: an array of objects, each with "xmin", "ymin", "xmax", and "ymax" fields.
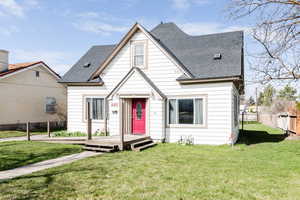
[
  {"xmin": 85, "ymin": 97, "xmax": 104, "ymax": 120},
  {"xmin": 136, "ymin": 103, "xmax": 142, "ymax": 120},
  {"xmin": 35, "ymin": 71, "xmax": 39, "ymax": 78},
  {"xmin": 178, "ymin": 99, "xmax": 194, "ymax": 124},
  {"xmin": 45, "ymin": 97, "xmax": 56, "ymax": 113},
  {"xmin": 168, "ymin": 98, "xmax": 204, "ymax": 125},
  {"xmin": 234, "ymin": 95, "xmax": 239, "ymax": 126},
  {"xmin": 132, "ymin": 42, "xmax": 146, "ymax": 68}
]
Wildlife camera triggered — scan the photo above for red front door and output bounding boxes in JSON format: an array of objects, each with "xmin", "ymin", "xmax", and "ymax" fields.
[{"xmin": 132, "ymin": 98, "xmax": 146, "ymax": 135}]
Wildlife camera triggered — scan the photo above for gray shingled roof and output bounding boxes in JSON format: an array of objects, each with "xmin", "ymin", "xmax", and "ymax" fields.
[
  {"xmin": 60, "ymin": 22, "xmax": 243, "ymax": 83},
  {"xmin": 150, "ymin": 23, "xmax": 243, "ymax": 79},
  {"xmin": 60, "ymin": 45, "xmax": 115, "ymax": 83}
]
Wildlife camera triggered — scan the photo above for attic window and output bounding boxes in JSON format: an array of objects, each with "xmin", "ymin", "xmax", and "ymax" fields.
[
  {"xmin": 83, "ymin": 62, "xmax": 91, "ymax": 68},
  {"xmin": 213, "ymin": 53, "xmax": 222, "ymax": 60}
]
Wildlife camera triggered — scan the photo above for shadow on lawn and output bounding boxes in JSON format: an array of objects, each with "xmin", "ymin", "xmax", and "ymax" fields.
[
  {"xmin": 1, "ymin": 165, "xmax": 105, "ymax": 200},
  {"xmin": 237, "ymin": 130, "xmax": 287, "ymax": 145}
]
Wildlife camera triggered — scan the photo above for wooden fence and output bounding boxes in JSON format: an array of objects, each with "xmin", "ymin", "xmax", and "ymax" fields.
[{"xmin": 0, "ymin": 121, "xmax": 66, "ymax": 131}]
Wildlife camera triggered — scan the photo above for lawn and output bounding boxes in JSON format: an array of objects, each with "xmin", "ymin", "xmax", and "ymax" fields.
[
  {"xmin": 0, "ymin": 131, "xmax": 49, "ymax": 139},
  {"xmin": 0, "ymin": 141, "xmax": 82, "ymax": 171},
  {"xmin": 0, "ymin": 123, "xmax": 299, "ymax": 200}
]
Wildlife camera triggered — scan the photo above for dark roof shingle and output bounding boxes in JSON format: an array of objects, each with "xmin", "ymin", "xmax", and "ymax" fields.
[
  {"xmin": 60, "ymin": 45, "xmax": 115, "ymax": 83},
  {"xmin": 60, "ymin": 22, "xmax": 243, "ymax": 82}
]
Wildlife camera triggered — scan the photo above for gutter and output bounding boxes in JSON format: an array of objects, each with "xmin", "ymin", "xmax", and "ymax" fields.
[
  {"xmin": 177, "ymin": 76, "xmax": 242, "ymax": 84},
  {"xmin": 58, "ymin": 82, "xmax": 104, "ymax": 86}
]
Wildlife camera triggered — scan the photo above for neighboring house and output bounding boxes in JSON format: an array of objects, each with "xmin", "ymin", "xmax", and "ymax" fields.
[
  {"xmin": 0, "ymin": 50, "xmax": 67, "ymax": 127},
  {"xmin": 60, "ymin": 22, "xmax": 244, "ymax": 145}
]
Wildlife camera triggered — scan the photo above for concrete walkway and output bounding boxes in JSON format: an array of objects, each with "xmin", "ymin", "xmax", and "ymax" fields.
[{"xmin": 0, "ymin": 151, "xmax": 102, "ymax": 181}]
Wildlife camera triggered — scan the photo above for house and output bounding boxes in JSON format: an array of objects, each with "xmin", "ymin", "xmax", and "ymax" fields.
[
  {"xmin": 0, "ymin": 50, "xmax": 67, "ymax": 129},
  {"xmin": 60, "ymin": 22, "xmax": 244, "ymax": 145}
]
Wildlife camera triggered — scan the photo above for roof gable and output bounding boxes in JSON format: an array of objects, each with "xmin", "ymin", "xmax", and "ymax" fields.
[
  {"xmin": 89, "ymin": 23, "xmax": 193, "ymax": 81},
  {"xmin": 0, "ymin": 61, "xmax": 60, "ymax": 80},
  {"xmin": 107, "ymin": 67, "xmax": 166, "ymax": 100}
]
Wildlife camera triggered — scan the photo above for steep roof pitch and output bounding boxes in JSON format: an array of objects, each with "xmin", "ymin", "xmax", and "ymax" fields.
[
  {"xmin": 0, "ymin": 61, "xmax": 60, "ymax": 79},
  {"xmin": 60, "ymin": 22, "xmax": 244, "ymax": 83},
  {"xmin": 60, "ymin": 45, "xmax": 115, "ymax": 83},
  {"xmin": 150, "ymin": 23, "xmax": 244, "ymax": 79}
]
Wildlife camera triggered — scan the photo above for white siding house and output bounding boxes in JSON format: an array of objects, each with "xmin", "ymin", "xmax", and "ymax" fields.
[{"xmin": 61, "ymin": 22, "xmax": 244, "ymax": 145}]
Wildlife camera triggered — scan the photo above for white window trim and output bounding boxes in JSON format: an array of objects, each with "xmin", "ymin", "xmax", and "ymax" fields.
[
  {"xmin": 82, "ymin": 95, "xmax": 105, "ymax": 123},
  {"xmin": 167, "ymin": 95, "xmax": 207, "ymax": 128},
  {"xmin": 130, "ymin": 40, "xmax": 148, "ymax": 69}
]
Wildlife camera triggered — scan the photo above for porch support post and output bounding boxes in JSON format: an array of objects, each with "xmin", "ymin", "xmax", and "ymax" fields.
[
  {"xmin": 87, "ymin": 101, "xmax": 92, "ymax": 140},
  {"xmin": 119, "ymin": 98, "xmax": 124, "ymax": 151}
]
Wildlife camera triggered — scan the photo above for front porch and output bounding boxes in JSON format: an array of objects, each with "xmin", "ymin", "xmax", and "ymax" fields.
[
  {"xmin": 84, "ymin": 135, "xmax": 152, "ymax": 151},
  {"xmin": 35, "ymin": 134, "xmax": 155, "ymax": 152}
]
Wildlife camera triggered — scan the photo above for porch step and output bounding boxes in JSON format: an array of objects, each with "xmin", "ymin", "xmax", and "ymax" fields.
[
  {"xmin": 83, "ymin": 143, "xmax": 119, "ymax": 152},
  {"xmin": 82, "ymin": 146, "xmax": 115, "ymax": 152},
  {"xmin": 131, "ymin": 138, "xmax": 156, "ymax": 151}
]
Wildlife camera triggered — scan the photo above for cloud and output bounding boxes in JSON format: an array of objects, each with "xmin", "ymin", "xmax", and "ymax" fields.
[
  {"xmin": 0, "ymin": 0, "xmax": 24, "ymax": 17},
  {"xmin": 0, "ymin": 25, "xmax": 19, "ymax": 36},
  {"xmin": 77, "ymin": 11, "xmax": 99, "ymax": 19},
  {"xmin": 179, "ymin": 22, "xmax": 250, "ymax": 35},
  {"xmin": 170, "ymin": 0, "xmax": 209, "ymax": 11},
  {"xmin": 73, "ymin": 11, "xmax": 130, "ymax": 35},
  {"xmin": 73, "ymin": 21, "xmax": 128, "ymax": 36},
  {"xmin": 12, "ymin": 49, "xmax": 73, "ymax": 75},
  {"xmin": 0, "ymin": 0, "xmax": 40, "ymax": 17}
]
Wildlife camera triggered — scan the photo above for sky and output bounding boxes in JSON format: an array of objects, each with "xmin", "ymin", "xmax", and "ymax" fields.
[{"xmin": 0, "ymin": 0, "xmax": 295, "ymax": 98}]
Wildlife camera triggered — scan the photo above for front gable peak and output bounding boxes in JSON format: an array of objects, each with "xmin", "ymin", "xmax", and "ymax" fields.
[{"xmin": 89, "ymin": 22, "xmax": 193, "ymax": 81}]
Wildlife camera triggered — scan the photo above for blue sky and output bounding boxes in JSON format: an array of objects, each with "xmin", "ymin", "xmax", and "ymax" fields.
[{"xmin": 0, "ymin": 0, "xmax": 261, "ymax": 97}]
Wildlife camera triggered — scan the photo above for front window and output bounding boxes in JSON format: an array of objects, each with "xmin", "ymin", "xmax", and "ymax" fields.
[
  {"xmin": 178, "ymin": 99, "xmax": 194, "ymax": 124},
  {"xmin": 168, "ymin": 98, "xmax": 204, "ymax": 125},
  {"xmin": 132, "ymin": 42, "xmax": 145, "ymax": 67},
  {"xmin": 86, "ymin": 97, "xmax": 104, "ymax": 120}
]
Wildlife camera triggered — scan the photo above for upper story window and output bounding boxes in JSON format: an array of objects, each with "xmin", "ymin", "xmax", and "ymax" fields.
[{"xmin": 132, "ymin": 41, "xmax": 146, "ymax": 68}]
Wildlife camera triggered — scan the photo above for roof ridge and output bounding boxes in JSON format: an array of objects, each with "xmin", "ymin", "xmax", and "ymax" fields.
[{"xmin": 189, "ymin": 30, "xmax": 243, "ymax": 38}]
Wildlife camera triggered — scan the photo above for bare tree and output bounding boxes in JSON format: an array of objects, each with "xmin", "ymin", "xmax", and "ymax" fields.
[{"xmin": 228, "ymin": 0, "xmax": 300, "ymax": 83}]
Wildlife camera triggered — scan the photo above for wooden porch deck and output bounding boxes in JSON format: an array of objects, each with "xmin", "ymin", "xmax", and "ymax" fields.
[
  {"xmin": 85, "ymin": 135, "xmax": 150, "ymax": 149},
  {"xmin": 36, "ymin": 135, "xmax": 150, "ymax": 149}
]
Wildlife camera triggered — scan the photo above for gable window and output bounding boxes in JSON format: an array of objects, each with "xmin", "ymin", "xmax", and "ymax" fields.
[
  {"xmin": 45, "ymin": 97, "xmax": 56, "ymax": 113},
  {"xmin": 35, "ymin": 71, "xmax": 40, "ymax": 78},
  {"xmin": 168, "ymin": 97, "xmax": 205, "ymax": 126},
  {"xmin": 85, "ymin": 97, "xmax": 104, "ymax": 120},
  {"xmin": 131, "ymin": 41, "xmax": 146, "ymax": 68}
]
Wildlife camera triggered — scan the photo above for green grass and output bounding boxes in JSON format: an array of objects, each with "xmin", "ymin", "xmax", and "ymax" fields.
[
  {"xmin": 241, "ymin": 121, "xmax": 284, "ymax": 134},
  {"xmin": 0, "ymin": 123, "xmax": 299, "ymax": 200},
  {"xmin": 0, "ymin": 141, "xmax": 82, "ymax": 171},
  {"xmin": 0, "ymin": 131, "xmax": 49, "ymax": 139}
]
